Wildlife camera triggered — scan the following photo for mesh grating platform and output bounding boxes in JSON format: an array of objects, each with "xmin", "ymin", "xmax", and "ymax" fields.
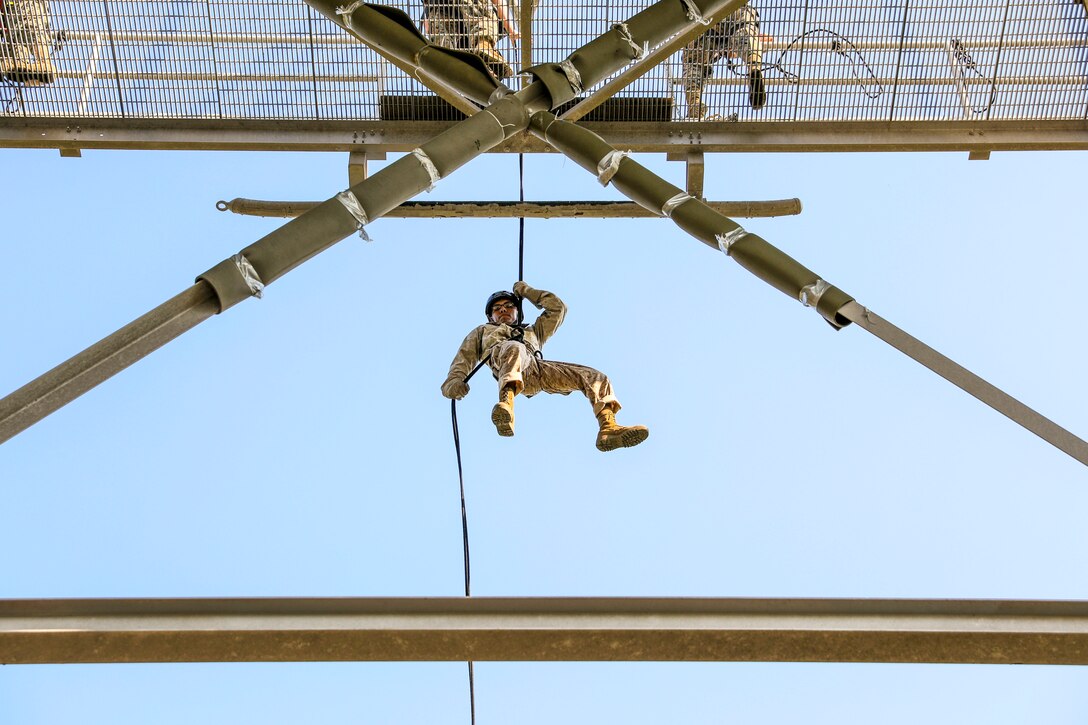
[{"xmin": 1, "ymin": 0, "xmax": 1085, "ymax": 123}]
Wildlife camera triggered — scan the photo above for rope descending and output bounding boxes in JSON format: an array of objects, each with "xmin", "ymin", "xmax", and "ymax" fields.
[{"xmin": 449, "ymin": 153, "xmax": 528, "ymax": 725}]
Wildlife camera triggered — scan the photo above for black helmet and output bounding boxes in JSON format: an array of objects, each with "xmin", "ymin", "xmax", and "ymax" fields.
[{"xmin": 485, "ymin": 290, "xmax": 523, "ymax": 323}]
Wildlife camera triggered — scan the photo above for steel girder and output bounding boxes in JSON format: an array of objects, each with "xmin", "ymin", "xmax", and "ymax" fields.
[{"xmin": 4, "ymin": 596, "xmax": 1088, "ymax": 665}]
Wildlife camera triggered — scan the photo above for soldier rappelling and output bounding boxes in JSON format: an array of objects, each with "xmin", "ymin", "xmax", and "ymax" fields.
[{"xmin": 442, "ymin": 281, "xmax": 649, "ymax": 452}]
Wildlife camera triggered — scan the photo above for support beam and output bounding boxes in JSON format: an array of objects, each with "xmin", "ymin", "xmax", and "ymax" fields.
[
  {"xmin": 4, "ymin": 0, "xmax": 736, "ymax": 443},
  {"xmin": 668, "ymin": 150, "xmax": 705, "ymax": 199},
  {"xmin": 4, "ymin": 597, "xmax": 1088, "ymax": 665},
  {"xmin": 559, "ymin": 1, "xmax": 739, "ymax": 122},
  {"xmin": 348, "ymin": 150, "xmax": 385, "ymax": 186},
  {"xmin": 215, "ymin": 198, "xmax": 802, "ymax": 219},
  {"xmin": 519, "ymin": 0, "xmax": 533, "ymax": 72},
  {"xmin": 2, "ymin": 120, "xmax": 1084, "ymax": 154}
]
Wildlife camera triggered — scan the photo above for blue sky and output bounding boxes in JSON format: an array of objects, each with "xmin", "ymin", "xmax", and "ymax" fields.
[{"xmin": 2, "ymin": 142, "xmax": 1087, "ymax": 723}]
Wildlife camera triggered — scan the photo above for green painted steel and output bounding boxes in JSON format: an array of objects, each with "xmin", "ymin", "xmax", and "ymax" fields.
[{"xmin": 530, "ymin": 111, "xmax": 854, "ymax": 327}]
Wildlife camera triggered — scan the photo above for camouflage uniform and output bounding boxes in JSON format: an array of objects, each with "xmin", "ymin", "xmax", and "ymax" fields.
[
  {"xmin": 425, "ymin": 0, "xmax": 501, "ymax": 52},
  {"xmin": 423, "ymin": 0, "xmax": 512, "ymax": 77},
  {"xmin": 681, "ymin": 5, "xmax": 764, "ymax": 117},
  {"xmin": 443, "ymin": 282, "xmax": 620, "ymax": 416},
  {"xmin": 0, "ymin": 0, "xmax": 54, "ymax": 83}
]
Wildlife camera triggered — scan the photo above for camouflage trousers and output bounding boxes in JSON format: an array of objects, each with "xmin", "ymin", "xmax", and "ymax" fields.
[
  {"xmin": 1, "ymin": 0, "xmax": 51, "ymax": 68},
  {"xmin": 489, "ymin": 341, "xmax": 620, "ymax": 415},
  {"xmin": 425, "ymin": 0, "xmax": 501, "ymax": 50},
  {"xmin": 681, "ymin": 6, "xmax": 762, "ymax": 100}
]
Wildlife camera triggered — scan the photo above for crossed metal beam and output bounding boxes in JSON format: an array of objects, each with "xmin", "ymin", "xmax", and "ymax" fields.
[{"xmin": 1, "ymin": 0, "xmax": 1087, "ymax": 472}]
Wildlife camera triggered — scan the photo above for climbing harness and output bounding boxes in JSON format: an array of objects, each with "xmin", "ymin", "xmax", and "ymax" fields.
[{"xmin": 449, "ymin": 151, "xmax": 529, "ymax": 725}]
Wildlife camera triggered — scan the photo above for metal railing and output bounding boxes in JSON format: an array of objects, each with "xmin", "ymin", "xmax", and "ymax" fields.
[{"xmin": 1, "ymin": 0, "xmax": 1085, "ymax": 122}]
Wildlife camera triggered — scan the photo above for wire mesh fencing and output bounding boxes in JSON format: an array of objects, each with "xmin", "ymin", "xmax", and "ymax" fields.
[{"xmin": 1, "ymin": 0, "xmax": 1085, "ymax": 122}]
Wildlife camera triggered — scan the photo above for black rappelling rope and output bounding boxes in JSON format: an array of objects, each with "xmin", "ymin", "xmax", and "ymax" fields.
[
  {"xmin": 450, "ymin": 152, "xmax": 527, "ymax": 725},
  {"xmin": 518, "ymin": 152, "xmax": 525, "ymax": 282}
]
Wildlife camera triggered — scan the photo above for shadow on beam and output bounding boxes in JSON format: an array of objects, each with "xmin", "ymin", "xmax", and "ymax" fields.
[{"xmin": 3, "ymin": 597, "xmax": 1088, "ymax": 665}]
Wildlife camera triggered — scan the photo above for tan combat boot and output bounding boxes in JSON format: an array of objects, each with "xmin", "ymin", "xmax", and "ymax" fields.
[
  {"xmin": 595, "ymin": 408, "xmax": 649, "ymax": 452},
  {"xmin": 492, "ymin": 385, "xmax": 515, "ymax": 437},
  {"xmin": 473, "ymin": 38, "xmax": 512, "ymax": 79}
]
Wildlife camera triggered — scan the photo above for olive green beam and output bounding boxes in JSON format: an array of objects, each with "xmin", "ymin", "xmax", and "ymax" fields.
[
  {"xmin": 838, "ymin": 302, "xmax": 1088, "ymax": 467},
  {"xmin": 6, "ymin": 596, "xmax": 1088, "ymax": 665},
  {"xmin": 198, "ymin": 92, "xmax": 532, "ymax": 312},
  {"xmin": 0, "ymin": 94, "xmax": 536, "ymax": 444},
  {"xmin": 529, "ymin": 112, "xmax": 854, "ymax": 328},
  {"xmin": 215, "ymin": 198, "xmax": 804, "ymax": 219},
  {"xmin": 305, "ymin": 0, "xmax": 501, "ymax": 110},
  {"xmin": 306, "ymin": 0, "xmax": 744, "ymax": 111},
  {"xmin": 0, "ymin": 284, "xmax": 218, "ymax": 445},
  {"xmin": 304, "ymin": 0, "xmax": 501, "ymax": 109},
  {"xmin": 560, "ymin": 0, "xmax": 743, "ymax": 122},
  {"xmin": 524, "ymin": 0, "xmax": 745, "ymax": 110},
  {"xmin": 0, "ymin": 0, "xmax": 738, "ymax": 441},
  {"xmin": 526, "ymin": 112, "xmax": 1088, "ymax": 466}
]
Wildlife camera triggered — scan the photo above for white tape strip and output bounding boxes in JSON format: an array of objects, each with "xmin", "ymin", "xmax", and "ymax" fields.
[
  {"xmin": 559, "ymin": 59, "xmax": 584, "ymax": 95},
  {"xmin": 334, "ymin": 2, "xmax": 365, "ymax": 32},
  {"xmin": 233, "ymin": 253, "xmax": 264, "ymax": 298},
  {"xmin": 661, "ymin": 192, "xmax": 693, "ymax": 218},
  {"xmin": 680, "ymin": 0, "xmax": 711, "ymax": 25},
  {"xmin": 612, "ymin": 23, "xmax": 646, "ymax": 60},
  {"xmin": 489, "ymin": 85, "xmax": 512, "ymax": 104},
  {"xmin": 337, "ymin": 189, "xmax": 373, "ymax": 242},
  {"xmin": 715, "ymin": 226, "xmax": 748, "ymax": 254},
  {"xmin": 412, "ymin": 148, "xmax": 442, "ymax": 191},
  {"xmin": 799, "ymin": 279, "xmax": 830, "ymax": 308},
  {"xmin": 596, "ymin": 150, "xmax": 629, "ymax": 186}
]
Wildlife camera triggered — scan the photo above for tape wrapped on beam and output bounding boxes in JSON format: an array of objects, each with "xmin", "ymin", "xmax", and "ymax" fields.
[
  {"xmin": 333, "ymin": 1, "xmax": 498, "ymax": 107},
  {"xmin": 523, "ymin": 61, "xmax": 585, "ymax": 109},
  {"xmin": 337, "ymin": 190, "xmax": 373, "ymax": 241},
  {"xmin": 335, "ymin": 2, "xmax": 428, "ymax": 65},
  {"xmin": 612, "ymin": 22, "xmax": 647, "ymax": 60},
  {"xmin": 680, "ymin": 0, "xmax": 712, "ymax": 25},
  {"xmin": 196, "ymin": 254, "xmax": 265, "ymax": 313}
]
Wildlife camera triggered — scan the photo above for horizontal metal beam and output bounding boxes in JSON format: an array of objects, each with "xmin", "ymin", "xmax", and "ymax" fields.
[
  {"xmin": 62, "ymin": 28, "xmax": 1082, "ymax": 52},
  {"xmin": 2, "ymin": 119, "xmax": 1085, "ymax": 154},
  {"xmin": 216, "ymin": 198, "xmax": 803, "ymax": 219},
  {"xmin": 4, "ymin": 597, "xmax": 1088, "ymax": 665},
  {"xmin": 40, "ymin": 69, "xmax": 1078, "ymax": 88}
]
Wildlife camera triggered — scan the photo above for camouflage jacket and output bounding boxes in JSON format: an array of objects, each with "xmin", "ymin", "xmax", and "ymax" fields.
[{"xmin": 445, "ymin": 282, "xmax": 567, "ymax": 384}]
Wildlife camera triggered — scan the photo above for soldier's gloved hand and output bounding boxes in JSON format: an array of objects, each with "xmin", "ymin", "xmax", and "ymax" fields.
[
  {"xmin": 442, "ymin": 377, "xmax": 469, "ymax": 400},
  {"xmin": 512, "ymin": 280, "xmax": 531, "ymax": 298}
]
